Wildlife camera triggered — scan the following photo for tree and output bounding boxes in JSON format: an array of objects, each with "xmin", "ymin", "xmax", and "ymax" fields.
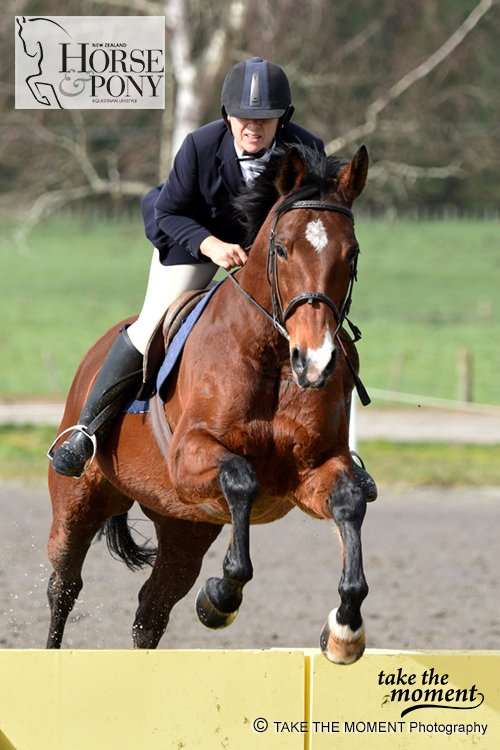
[
  {"xmin": 322, "ymin": 0, "xmax": 498, "ymax": 212},
  {"xmin": 91, "ymin": 0, "xmax": 250, "ymax": 171},
  {"xmin": 1, "ymin": 0, "xmax": 500, "ymax": 242}
]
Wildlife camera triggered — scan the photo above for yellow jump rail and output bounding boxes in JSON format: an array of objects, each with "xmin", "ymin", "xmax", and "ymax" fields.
[{"xmin": 0, "ymin": 649, "xmax": 498, "ymax": 750}]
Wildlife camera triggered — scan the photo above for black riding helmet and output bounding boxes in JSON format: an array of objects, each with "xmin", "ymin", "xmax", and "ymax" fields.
[{"xmin": 221, "ymin": 57, "xmax": 294, "ymax": 128}]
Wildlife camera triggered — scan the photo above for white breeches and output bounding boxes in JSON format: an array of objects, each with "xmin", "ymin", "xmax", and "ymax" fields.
[{"xmin": 127, "ymin": 248, "xmax": 218, "ymax": 354}]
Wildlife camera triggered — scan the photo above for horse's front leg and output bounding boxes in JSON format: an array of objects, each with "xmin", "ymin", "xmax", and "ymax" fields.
[
  {"xmin": 196, "ymin": 455, "xmax": 259, "ymax": 628},
  {"xmin": 321, "ymin": 473, "xmax": 368, "ymax": 664},
  {"xmin": 170, "ymin": 430, "xmax": 259, "ymax": 630}
]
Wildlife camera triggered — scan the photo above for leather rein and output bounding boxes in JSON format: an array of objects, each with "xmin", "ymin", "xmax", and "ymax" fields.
[{"xmin": 222, "ymin": 199, "xmax": 370, "ymax": 405}]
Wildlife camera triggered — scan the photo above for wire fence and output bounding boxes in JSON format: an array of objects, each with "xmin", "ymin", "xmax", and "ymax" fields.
[
  {"xmin": 48, "ymin": 200, "xmax": 500, "ymax": 225},
  {"xmin": 366, "ymin": 387, "xmax": 500, "ymax": 416}
]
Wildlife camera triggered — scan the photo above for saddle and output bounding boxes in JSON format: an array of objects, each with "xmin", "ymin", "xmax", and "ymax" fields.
[{"xmin": 138, "ymin": 283, "xmax": 217, "ymax": 397}]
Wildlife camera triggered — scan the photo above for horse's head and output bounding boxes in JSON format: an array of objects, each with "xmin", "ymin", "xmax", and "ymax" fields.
[
  {"xmin": 16, "ymin": 17, "xmax": 35, "ymax": 56},
  {"xmin": 16, "ymin": 17, "xmax": 71, "ymax": 59},
  {"xmin": 266, "ymin": 145, "xmax": 368, "ymax": 389}
]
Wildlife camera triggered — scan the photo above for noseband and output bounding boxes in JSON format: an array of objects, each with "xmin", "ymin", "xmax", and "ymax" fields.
[{"xmin": 222, "ymin": 199, "xmax": 370, "ymax": 404}]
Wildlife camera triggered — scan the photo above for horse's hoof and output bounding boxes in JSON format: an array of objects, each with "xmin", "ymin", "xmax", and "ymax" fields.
[
  {"xmin": 195, "ymin": 584, "xmax": 239, "ymax": 630},
  {"xmin": 319, "ymin": 608, "xmax": 365, "ymax": 664}
]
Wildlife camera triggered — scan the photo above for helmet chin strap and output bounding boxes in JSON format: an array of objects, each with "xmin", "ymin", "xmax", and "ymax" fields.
[
  {"xmin": 221, "ymin": 105, "xmax": 231, "ymax": 127},
  {"xmin": 279, "ymin": 104, "xmax": 295, "ymax": 128}
]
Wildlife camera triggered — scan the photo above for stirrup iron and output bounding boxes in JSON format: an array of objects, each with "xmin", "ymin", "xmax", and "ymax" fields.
[
  {"xmin": 350, "ymin": 450, "xmax": 377, "ymax": 503},
  {"xmin": 47, "ymin": 425, "xmax": 98, "ymax": 479}
]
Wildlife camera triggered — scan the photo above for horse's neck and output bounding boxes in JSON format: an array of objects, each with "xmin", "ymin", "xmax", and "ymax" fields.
[
  {"xmin": 236, "ymin": 232, "xmax": 272, "ymax": 304},
  {"xmin": 223, "ymin": 255, "xmax": 287, "ymax": 363}
]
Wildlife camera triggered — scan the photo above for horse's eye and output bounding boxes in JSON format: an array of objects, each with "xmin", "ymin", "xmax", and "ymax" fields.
[
  {"xmin": 276, "ymin": 243, "xmax": 288, "ymax": 260},
  {"xmin": 347, "ymin": 244, "xmax": 360, "ymax": 264}
]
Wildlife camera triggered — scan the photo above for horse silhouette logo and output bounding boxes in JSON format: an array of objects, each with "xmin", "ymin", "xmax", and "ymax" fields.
[{"xmin": 16, "ymin": 16, "xmax": 92, "ymax": 109}]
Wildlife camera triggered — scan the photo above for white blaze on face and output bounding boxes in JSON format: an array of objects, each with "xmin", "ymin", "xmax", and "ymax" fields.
[
  {"xmin": 305, "ymin": 218, "xmax": 328, "ymax": 253},
  {"xmin": 307, "ymin": 328, "xmax": 334, "ymax": 380}
]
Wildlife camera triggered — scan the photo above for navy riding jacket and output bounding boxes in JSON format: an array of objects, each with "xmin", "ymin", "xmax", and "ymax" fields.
[{"xmin": 141, "ymin": 119, "xmax": 325, "ymax": 265}]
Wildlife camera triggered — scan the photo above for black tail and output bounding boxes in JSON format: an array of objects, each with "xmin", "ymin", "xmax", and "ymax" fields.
[{"xmin": 100, "ymin": 512, "xmax": 156, "ymax": 571}]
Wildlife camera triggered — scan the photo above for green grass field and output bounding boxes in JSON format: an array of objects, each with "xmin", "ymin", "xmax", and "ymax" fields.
[
  {"xmin": 1, "ymin": 217, "xmax": 500, "ymax": 403},
  {"xmin": 2, "ymin": 425, "xmax": 499, "ymax": 486},
  {"xmin": 1, "ymin": 218, "xmax": 148, "ymax": 395},
  {"xmin": 354, "ymin": 221, "xmax": 500, "ymax": 405}
]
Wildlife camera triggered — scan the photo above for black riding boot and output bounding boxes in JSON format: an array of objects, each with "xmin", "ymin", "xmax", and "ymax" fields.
[
  {"xmin": 346, "ymin": 398, "xmax": 378, "ymax": 502},
  {"xmin": 50, "ymin": 326, "xmax": 143, "ymax": 478}
]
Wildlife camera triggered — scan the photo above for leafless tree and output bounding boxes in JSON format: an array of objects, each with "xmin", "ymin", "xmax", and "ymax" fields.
[
  {"xmin": 92, "ymin": 0, "xmax": 250, "ymax": 171},
  {"xmin": 322, "ymin": 0, "xmax": 498, "ymax": 204},
  {"xmin": 2, "ymin": 0, "xmax": 500, "ymax": 242}
]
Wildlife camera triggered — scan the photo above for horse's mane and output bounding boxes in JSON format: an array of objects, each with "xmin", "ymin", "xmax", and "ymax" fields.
[{"xmin": 234, "ymin": 144, "xmax": 348, "ymax": 244}]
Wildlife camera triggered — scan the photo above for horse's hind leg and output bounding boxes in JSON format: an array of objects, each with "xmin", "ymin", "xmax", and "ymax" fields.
[
  {"xmin": 46, "ymin": 477, "xmax": 128, "ymax": 648},
  {"xmin": 132, "ymin": 516, "xmax": 222, "ymax": 649},
  {"xmin": 321, "ymin": 473, "xmax": 368, "ymax": 664}
]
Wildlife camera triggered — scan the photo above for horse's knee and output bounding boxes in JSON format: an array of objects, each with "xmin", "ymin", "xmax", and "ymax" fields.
[
  {"xmin": 329, "ymin": 473, "xmax": 366, "ymax": 527},
  {"xmin": 219, "ymin": 456, "xmax": 259, "ymax": 504}
]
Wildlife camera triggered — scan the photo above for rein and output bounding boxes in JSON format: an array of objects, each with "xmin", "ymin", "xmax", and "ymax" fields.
[{"xmin": 222, "ymin": 199, "xmax": 370, "ymax": 405}]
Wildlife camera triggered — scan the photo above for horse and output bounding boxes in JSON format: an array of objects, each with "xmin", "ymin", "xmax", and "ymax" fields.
[{"xmin": 46, "ymin": 143, "xmax": 371, "ymax": 664}]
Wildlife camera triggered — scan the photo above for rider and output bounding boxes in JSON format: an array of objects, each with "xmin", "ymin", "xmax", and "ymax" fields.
[{"xmin": 51, "ymin": 57, "xmax": 376, "ymax": 502}]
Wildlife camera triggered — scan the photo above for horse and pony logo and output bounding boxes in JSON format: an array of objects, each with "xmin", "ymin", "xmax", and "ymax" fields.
[{"xmin": 16, "ymin": 16, "xmax": 92, "ymax": 109}]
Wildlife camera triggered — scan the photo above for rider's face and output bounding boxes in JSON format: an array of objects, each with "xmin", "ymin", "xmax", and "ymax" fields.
[{"xmin": 227, "ymin": 116, "xmax": 279, "ymax": 153}]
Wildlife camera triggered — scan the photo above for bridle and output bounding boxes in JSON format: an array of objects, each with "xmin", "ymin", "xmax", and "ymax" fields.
[
  {"xmin": 222, "ymin": 198, "xmax": 370, "ymax": 405},
  {"xmin": 267, "ymin": 200, "xmax": 359, "ymax": 341}
]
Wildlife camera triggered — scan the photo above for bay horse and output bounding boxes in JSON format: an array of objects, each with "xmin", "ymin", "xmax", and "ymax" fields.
[{"xmin": 47, "ymin": 144, "xmax": 371, "ymax": 663}]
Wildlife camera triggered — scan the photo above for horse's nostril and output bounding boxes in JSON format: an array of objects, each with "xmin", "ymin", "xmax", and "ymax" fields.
[
  {"xmin": 326, "ymin": 348, "xmax": 337, "ymax": 375},
  {"xmin": 291, "ymin": 347, "xmax": 305, "ymax": 374}
]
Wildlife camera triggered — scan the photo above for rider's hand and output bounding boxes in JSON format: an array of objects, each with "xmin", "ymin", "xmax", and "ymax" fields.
[{"xmin": 199, "ymin": 236, "xmax": 248, "ymax": 270}]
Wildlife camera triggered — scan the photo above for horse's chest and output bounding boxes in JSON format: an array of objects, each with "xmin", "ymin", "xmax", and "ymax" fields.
[
  {"xmin": 224, "ymin": 411, "xmax": 330, "ymax": 466},
  {"xmin": 215, "ymin": 373, "xmax": 341, "ymax": 469}
]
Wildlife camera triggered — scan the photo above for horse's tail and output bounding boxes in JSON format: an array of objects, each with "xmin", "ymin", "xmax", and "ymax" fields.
[{"xmin": 100, "ymin": 512, "xmax": 157, "ymax": 571}]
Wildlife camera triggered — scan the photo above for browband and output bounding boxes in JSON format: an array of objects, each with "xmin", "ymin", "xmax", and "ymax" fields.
[{"xmin": 288, "ymin": 200, "xmax": 354, "ymax": 222}]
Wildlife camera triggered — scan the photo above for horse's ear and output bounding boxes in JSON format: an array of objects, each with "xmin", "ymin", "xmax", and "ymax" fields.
[
  {"xmin": 336, "ymin": 145, "xmax": 369, "ymax": 204},
  {"xmin": 275, "ymin": 147, "xmax": 307, "ymax": 196}
]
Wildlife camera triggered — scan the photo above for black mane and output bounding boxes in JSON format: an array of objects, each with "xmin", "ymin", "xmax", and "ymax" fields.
[{"xmin": 233, "ymin": 144, "xmax": 348, "ymax": 244}]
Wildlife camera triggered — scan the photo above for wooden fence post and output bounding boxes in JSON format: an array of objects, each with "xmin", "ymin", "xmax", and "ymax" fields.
[{"xmin": 457, "ymin": 348, "xmax": 473, "ymax": 402}]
